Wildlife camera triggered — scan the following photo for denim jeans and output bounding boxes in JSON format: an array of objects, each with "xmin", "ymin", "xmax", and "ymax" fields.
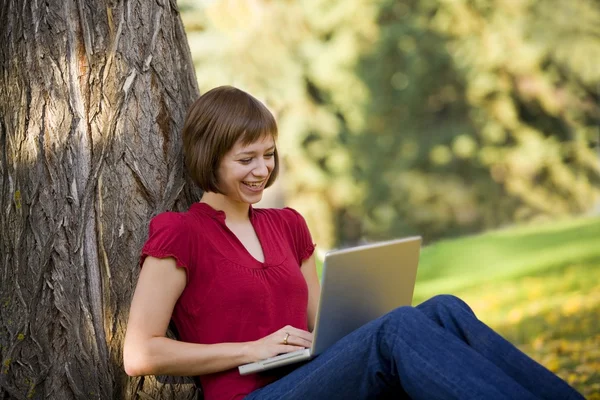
[{"xmin": 245, "ymin": 295, "xmax": 584, "ymax": 400}]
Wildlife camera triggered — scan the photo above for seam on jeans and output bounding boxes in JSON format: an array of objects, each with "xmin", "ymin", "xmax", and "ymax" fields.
[{"xmin": 383, "ymin": 325, "xmax": 482, "ymax": 400}]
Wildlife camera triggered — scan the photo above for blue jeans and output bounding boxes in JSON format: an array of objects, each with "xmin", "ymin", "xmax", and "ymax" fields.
[{"xmin": 245, "ymin": 295, "xmax": 583, "ymax": 400}]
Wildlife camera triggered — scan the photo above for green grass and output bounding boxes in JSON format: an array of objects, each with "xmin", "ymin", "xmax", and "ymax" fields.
[
  {"xmin": 416, "ymin": 216, "xmax": 600, "ymax": 398},
  {"xmin": 319, "ymin": 215, "xmax": 600, "ymax": 398},
  {"xmin": 414, "ymin": 216, "xmax": 600, "ymax": 300}
]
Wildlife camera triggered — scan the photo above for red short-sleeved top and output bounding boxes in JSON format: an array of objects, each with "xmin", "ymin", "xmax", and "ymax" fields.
[{"xmin": 140, "ymin": 202, "xmax": 316, "ymax": 400}]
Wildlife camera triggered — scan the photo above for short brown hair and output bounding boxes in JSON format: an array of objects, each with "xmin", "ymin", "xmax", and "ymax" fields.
[{"xmin": 182, "ymin": 86, "xmax": 279, "ymax": 193}]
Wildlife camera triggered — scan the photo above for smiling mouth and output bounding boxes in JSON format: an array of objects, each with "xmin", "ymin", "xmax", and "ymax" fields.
[{"xmin": 243, "ymin": 181, "xmax": 265, "ymax": 189}]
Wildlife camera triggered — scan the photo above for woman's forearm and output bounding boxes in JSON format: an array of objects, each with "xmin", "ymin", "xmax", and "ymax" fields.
[{"xmin": 124, "ymin": 336, "xmax": 255, "ymax": 377}]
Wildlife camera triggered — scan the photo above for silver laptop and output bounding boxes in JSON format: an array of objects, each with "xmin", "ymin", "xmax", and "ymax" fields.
[{"xmin": 238, "ymin": 236, "xmax": 422, "ymax": 375}]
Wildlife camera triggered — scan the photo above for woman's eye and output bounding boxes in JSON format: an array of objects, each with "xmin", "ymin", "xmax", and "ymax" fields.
[
  {"xmin": 239, "ymin": 158, "xmax": 252, "ymax": 164},
  {"xmin": 264, "ymin": 152, "xmax": 275, "ymax": 158}
]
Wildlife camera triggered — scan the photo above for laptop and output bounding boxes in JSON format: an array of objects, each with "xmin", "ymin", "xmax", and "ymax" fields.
[{"xmin": 238, "ymin": 236, "xmax": 422, "ymax": 375}]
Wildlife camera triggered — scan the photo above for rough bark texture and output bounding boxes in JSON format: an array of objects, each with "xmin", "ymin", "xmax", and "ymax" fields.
[{"xmin": 0, "ymin": 0, "xmax": 201, "ymax": 398}]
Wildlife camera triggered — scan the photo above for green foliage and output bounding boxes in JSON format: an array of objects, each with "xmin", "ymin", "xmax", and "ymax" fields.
[
  {"xmin": 352, "ymin": 0, "xmax": 600, "ymax": 242},
  {"xmin": 180, "ymin": 0, "xmax": 600, "ymax": 246}
]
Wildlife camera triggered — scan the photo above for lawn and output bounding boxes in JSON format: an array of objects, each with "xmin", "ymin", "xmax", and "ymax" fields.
[
  {"xmin": 318, "ymin": 215, "xmax": 600, "ymax": 398},
  {"xmin": 413, "ymin": 216, "xmax": 600, "ymax": 399}
]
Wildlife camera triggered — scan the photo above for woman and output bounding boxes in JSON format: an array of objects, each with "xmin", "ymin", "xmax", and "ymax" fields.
[{"xmin": 123, "ymin": 86, "xmax": 583, "ymax": 400}]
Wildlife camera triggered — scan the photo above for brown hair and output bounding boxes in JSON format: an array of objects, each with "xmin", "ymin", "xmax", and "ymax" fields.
[{"xmin": 182, "ymin": 86, "xmax": 279, "ymax": 193}]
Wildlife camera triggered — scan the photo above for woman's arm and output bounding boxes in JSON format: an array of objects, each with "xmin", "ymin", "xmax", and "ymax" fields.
[
  {"xmin": 301, "ymin": 254, "xmax": 321, "ymax": 332},
  {"xmin": 123, "ymin": 256, "xmax": 309, "ymax": 377}
]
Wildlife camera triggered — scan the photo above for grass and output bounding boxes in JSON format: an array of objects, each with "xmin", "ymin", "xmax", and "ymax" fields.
[
  {"xmin": 414, "ymin": 216, "xmax": 600, "ymax": 298},
  {"xmin": 319, "ymin": 215, "xmax": 600, "ymax": 398},
  {"xmin": 432, "ymin": 261, "xmax": 600, "ymax": 398},
  {"xmin": 415, "ymin": 216, "xmax": 600, "ymax": 398}
]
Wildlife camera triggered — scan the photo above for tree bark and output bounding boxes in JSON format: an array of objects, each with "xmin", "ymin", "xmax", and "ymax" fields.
[{"xmin": 0, "ymin": 0, "xmax": 200, "ymax": 398}]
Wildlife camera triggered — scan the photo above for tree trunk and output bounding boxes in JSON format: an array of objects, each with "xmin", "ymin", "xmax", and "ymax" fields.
[{"xmin": 0, "ymin": 0, "xmax": 200, "ymax": 398}]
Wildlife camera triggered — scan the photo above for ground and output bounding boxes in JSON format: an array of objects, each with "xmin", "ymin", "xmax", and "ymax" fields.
[{"xmin": 413, "ymin": 216, "xmax": 600, "ymax": 398}]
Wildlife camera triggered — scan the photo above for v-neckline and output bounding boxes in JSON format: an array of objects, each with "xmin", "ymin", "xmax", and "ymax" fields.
[
  {"xmin": 225, "ymin": 220, "xmax": 266, "ymax": 264},
  {"xmin": 193, "ymin": 202, "xmax": 268, "ymax": 267}
]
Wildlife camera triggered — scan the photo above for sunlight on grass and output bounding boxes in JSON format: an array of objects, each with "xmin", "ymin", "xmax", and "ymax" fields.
[
  {"xmin": 448, "ymin": 263, "xmax": 600, "ymax": 397},
  {"xmin": 414, "ymin": 215, "xmax": 600, "ymax": 297},
  {"xmin": 413, "ymin": 216, "xmax": 600, "ymax": 398}
]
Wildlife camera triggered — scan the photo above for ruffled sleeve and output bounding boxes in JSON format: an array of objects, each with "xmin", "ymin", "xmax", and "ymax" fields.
[
  {"xmin": 284, "ymin": 207, "xmax": 316, "ymax": 265},
  {"xmin": 140, "ymin": 212, "xmax": 193, "ymax": 280}
]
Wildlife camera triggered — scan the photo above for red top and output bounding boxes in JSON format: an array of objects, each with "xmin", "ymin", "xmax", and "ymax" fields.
[{"xmin": 140, "ymin": 202, "xmax": 315, "ymax": 400}]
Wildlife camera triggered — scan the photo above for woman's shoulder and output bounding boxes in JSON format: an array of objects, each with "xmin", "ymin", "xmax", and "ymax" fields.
[
  {"xmin": 147, "ymin": 205, "xmax": 207, "ymax": 234},
  {"xmin": 148, "ymin": 210, "xmax": 190, "ymax": 229},
  {"xmin": 253, "ymin": 207, "xmax": 305, "ymax": 223},
  {"xmin": 253, "ymin": 207, "xmax": 311, "ymax": 237}
]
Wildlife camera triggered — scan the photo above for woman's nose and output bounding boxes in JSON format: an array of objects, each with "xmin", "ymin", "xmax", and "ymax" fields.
[{"xmin": 253, "ymin": 159, "xmax": 269, "ymax": 176}]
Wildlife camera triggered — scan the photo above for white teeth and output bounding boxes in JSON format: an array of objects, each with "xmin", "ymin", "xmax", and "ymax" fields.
[{"xmin": 244, "ymin": 181, "xmax": 262, "ymax": 188}]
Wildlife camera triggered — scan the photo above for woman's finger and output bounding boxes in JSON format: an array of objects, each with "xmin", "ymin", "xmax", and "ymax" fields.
[
  {"xmin": 273, "ymin": 332, "xmax": 312, "ymax": 348},
  {"xmin": 291, "ymin": 335, "xmax": 312, "ymax": 348},
  {"xmin": 276, "ymin": 344, "xmax": 306, "ymax": 354},
  {"xmin": 279, "ymin": 326, "xmax": 313, "ymax": 342},
  {"xmin": 277, "ymin": 330, "xmax": 311, "ymax": 346}
]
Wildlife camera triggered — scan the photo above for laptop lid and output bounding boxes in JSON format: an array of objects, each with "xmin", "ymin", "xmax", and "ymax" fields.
[{"xmin": 310, "ymin": 236, "xmax": 422, "ymax": 356}]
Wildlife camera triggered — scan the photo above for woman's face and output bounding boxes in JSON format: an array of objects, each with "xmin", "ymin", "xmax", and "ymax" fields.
[{"xmin": 217, "ymin": 135, "xmax": 276, "ymax": 204}]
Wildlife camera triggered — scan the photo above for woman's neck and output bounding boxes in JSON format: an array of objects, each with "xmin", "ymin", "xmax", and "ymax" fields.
[{"xmin": 200, "ymin": 192, "xmax": 250, "ymax": 222}]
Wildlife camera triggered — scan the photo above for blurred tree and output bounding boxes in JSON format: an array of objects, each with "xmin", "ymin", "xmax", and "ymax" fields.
[
  {"xmin": 0, "ymin": 1, "xmax": 199, "ymax": 398},
  {"xmin": 180, "ymin": 0, "xmax": 600, "ymax": 246},
  {"xmin": 352, "ymin": 0, "xmax": 600, "ymax": 241}
]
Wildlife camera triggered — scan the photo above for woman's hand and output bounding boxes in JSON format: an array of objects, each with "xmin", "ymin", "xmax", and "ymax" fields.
[{"xmin": 247, "ymin": 325, "xmax": 313, "ymax": 361}]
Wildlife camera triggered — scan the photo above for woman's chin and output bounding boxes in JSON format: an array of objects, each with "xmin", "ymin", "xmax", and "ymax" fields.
[
  {"xmin": 237, "ymin": 191, "xmax": 264, "ymax": 205},
  {"xmin": 248, "ymin": 194, "xmax": 264, "ymax": 205},
  {"xmin": 239, "ymin": 185, "xmax": 266, "ymax": 204}
]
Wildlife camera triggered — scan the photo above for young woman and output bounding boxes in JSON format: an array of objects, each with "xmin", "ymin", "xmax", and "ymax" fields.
[{"xmin": 123, "ymin": 86, "xmax": 583, "ymax": 400}]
